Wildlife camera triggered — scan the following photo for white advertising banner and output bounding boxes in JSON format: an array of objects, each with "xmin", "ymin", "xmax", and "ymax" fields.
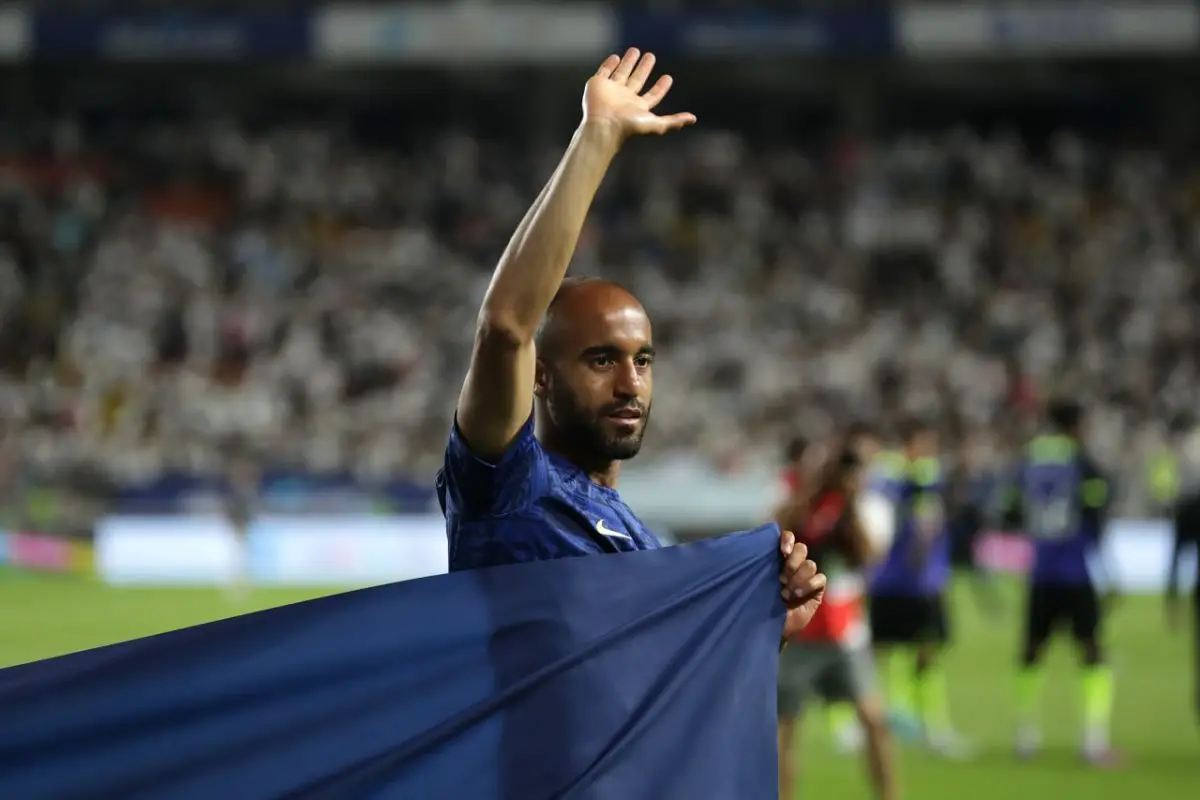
[
  {"xmin": 898, "ymin": 2, "xmax": 1199, "ymax": 57},
  {"xmin": 250, "ymin": 516, "xmax": 447, "ymax": 586},
  {"xmin": 314, "ymin": 3, "xmax": 615, "ymax": 63},
  {"xmin": 95, "ymin": 514, "xmax": 448, "ymax": 587},
  {"xmin": 975, "ymin": 518, "xmax": 1196, "ymax": 594},
  {"xmin": 96, "ymin": 517, "xmax": 244, "ymax": 585}
]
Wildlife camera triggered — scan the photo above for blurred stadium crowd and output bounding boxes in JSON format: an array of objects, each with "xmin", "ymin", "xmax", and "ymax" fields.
[{"xmin": 1, "ymin": 73, "xmax": 1198, "ymax": 519}]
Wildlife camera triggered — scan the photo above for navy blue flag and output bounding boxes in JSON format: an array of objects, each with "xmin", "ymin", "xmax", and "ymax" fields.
[{"xmin": 0, "ymin": 524, "xmax": 784, "ymax": 799}]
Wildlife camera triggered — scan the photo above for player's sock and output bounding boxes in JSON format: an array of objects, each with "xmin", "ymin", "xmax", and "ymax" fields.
[
  {"xmin": 827, "ymin": 702, "xmax": 862, "ymax": 753},
  {"xmin": 828, "ymin": 702, "xmax": 856, "ymax": 734},
  {"xmin": 1081, "ymin": 665, "xmax": 1114, "ymax": 753},
  {"xmin": 1015, "ymin": 665, "xmax": 1045, "ymax": 755},
  {"xmin": 916, "ymin": 663, "xmax": 974, "ymax": 758},
  {"xmin": 884, "ymin": 650, "xmax": 917, "ymax": 720},
  {"xmin": 916, "ymin": 663, "xmax": 952, "ymax": 736},
  {"xmin": 1015, "ymin": 665, "xmax": 1044, "ymax": 730}
]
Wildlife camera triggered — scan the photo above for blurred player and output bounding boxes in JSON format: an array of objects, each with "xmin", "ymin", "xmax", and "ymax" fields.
[
  {"xmin": 1166, "ymin": 431, "xmax": 1200, "ymax": 727},
  {"xmin": 0, "ymin": 446, "xmax": 19, "ymax": 533},
  {"xmin": 868, "ymin": 420, "xmax": 971, "ymax": 757},
  {"xmin": 776, "ymin": 447, "xmax": 897, "ymax": 800},
  {"xmin": 1001, "ymin": 399, "xmax": 1121, "ymax": 766},
  {"xmin": 434, "ymin": 50, "xmax": 825, "ymax": 638},
  {"xmin": 847, "ymin": 422, "xmax": 895, "ymax": 556},
  {"xmin": 846, "ymin": 422, "xmax": 881, "ymax": 464},
  {"xmin": 779, "ymin": 432, "xmax": 868, "ymax": 754},
  {"xmin": 780, "ymin": 436, "xmax": 812, "ymax": 495},
  {"xmin": 223, "ymin": 447, "xmax": 260, "ymax": 602},
  {"xmin": 949, "ymin": 433, "xmax": 1005, "ymax": 617},
  {"xmin": 826, "ymin": 422, "xmax": 894, "ymax": 754}
]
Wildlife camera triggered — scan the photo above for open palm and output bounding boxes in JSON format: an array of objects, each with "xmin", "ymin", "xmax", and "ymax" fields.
[{"xmin": 582, "ymin": 48, "xmax": 696, "ymax": 139}]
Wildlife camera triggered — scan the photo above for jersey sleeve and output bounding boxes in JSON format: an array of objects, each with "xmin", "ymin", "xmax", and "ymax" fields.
[{"xmin": 439, "ymin": 414, "xmax": 546, "ymax": 520}]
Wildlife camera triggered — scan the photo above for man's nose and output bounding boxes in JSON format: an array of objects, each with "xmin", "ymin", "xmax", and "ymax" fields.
[{"xmin": 613, "ymin": 359, "xmax": 643, "ymax": 399}]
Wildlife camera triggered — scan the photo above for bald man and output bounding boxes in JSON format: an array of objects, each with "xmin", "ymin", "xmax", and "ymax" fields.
[{"xmin": 435, "ymin": 49, "xmax": 827, "ymax": 643}]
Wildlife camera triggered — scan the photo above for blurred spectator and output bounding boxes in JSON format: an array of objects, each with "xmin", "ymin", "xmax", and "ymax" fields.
[{"xmin": 0, "ymin": 86, "xmax": 1197, "ymax": 517}]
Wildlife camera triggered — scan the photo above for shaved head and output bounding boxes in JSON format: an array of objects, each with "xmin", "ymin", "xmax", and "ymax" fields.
[
  {"xmin": 535, "ymin": 277, "xmax": 646, "ymax": 358},
  {"xmin": 533, "ymin": 276, "xmax": 654, "ymax": 463}
]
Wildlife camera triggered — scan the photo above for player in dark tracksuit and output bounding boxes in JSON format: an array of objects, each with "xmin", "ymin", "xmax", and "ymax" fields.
[
  {"xmin": 223, "ymin": 450, "xmax": 260, "ymax": 601},
  {"xmin": 1002, "ymin": 400, "xmax": 1121, "ymax": 766},
  {"xmin": 868, "ymin": 421, "xmax": 971, "ymax": 757},
  {"xmin": 1167, "ymin": 483, "xmax": 1200, "ymax": 726}
]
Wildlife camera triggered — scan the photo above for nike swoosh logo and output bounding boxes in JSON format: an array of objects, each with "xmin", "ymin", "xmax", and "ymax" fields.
[{"xmin": 595, "ymin": 519, "xmax": 633, "ymax": 541}]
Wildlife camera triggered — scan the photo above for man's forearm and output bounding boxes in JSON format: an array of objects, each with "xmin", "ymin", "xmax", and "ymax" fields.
[
  {"xmin": 479, "ymin": 121, "xmax": 622, "ymax": 338},
  {"xmin": 842, "ymin": 513, "xmax": 880, "ymax": 568}
]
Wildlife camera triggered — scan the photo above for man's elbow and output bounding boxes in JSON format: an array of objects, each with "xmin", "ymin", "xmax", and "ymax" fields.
[
  {"xmin": 475, "ymin": 312, "xmax": 535, "ymax": 352},
  {"xmin": 456, "ymin": 315, "xmax": 537, "ymax": 463}
]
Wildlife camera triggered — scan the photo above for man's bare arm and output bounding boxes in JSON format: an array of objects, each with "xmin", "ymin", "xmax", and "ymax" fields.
[
  {"xmin": 841, "ymin": 510, "xmax": 882, "ymax": 569},
  {"xmin": 457, "ymin": 124, "xmax": 621, "ymax": 461},
  {"xmin": 456, "ymin": 48, "xmax": 694, "ymax": 462},
  {"xmin": 772, "ymin": 498, "xmax": 803, "ymax": 533}
]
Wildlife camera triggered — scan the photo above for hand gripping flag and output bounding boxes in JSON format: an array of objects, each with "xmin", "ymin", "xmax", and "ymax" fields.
[{"xmin": 0, "ymin": 524, "xmax": 785, "ymax": 800}]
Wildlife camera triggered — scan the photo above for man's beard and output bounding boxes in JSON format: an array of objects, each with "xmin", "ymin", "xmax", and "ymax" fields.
[{"xmin": 547, "ymin": 380, "xmax": 650, "ymax": 461}]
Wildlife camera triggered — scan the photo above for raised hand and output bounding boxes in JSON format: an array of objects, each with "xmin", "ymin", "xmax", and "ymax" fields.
[
  {"xmin": 779, "ymin": 530, "xmax": 828, "ymax": 640},
  {"xmin": 582, "ymin": 48, "xmax": 696, "ymax": 141}
]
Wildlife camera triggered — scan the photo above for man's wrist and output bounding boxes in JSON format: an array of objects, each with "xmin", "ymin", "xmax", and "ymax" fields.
[{"xmin": 576, "ymin": 119, "xmax": 625, "ymax": 157}]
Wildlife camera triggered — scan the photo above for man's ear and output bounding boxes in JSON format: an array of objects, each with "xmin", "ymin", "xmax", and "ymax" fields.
[{"xmin": 533, "ymin": 359, "xmax": 549, "ymax": 400}]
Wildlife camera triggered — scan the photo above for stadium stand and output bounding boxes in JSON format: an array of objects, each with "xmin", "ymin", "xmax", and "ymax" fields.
[{"xmin": 1, "ymin": 56, "xmax": 1198, "ymax": 523}]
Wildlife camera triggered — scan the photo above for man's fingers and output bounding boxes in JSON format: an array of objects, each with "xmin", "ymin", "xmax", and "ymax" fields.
[
  {"xmin": 779, "ymin": 539, "xmax": 808, "ymax": 583},
  {"xmin": 612, "ymin": 47, "xmax": 640, "ymax": 81},
  {"xmin": 782, "ymin": 556, "xmax": 817, "ymax": 591},
  {"xmin": 642, "ymin": 75, "xmax": 673, "ymax": 109},
  {"xmin": 655, "ymin": 112, "xmax": 696, "ymax": 133},
  {"xmin": 782, "ymin": 570, "xmax": 826, "ymax": 604},
  {"xmin": 795, "ymin": 571, "xmax": 828, "ymax": 601},
  {"xmin": 781, "ymin": 550, "xmax": 811, "ymax": 583},
  {"xmin": 595, "ymin": 54, "xmax": 620, "ymax": 78},
  {"xmin": 627, "ymin": 51, "xmax": 656, "ymax": 92}
]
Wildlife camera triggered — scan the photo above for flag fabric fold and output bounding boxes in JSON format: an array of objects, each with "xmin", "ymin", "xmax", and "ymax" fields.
[{"xmin": 0, "ymin": 524, "xmax": 784, "ymax": 800}]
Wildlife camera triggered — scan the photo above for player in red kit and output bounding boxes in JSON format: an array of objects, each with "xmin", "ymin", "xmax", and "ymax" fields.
[
  {"xmin": 776, "ymin": 447, "xmax": 898, "ymax": 800},
  {"xmin": 780, "ymin": 436, "xmax": 810, "ymax": 496}
]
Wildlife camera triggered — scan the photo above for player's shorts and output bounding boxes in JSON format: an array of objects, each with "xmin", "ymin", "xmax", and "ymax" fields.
[
  {"xmin": 867, "ymin": 593, "xmax": 949, "ymax": 646},
  {"xmin": 778, "ymin": 641, "xmax": 875, "ymax": 720},
  {"xmin": 1024, "ymin": 582, "xmax": 1100, "ymax": 644}
]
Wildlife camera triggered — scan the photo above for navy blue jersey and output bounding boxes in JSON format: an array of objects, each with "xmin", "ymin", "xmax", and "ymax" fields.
[
  {"xmin": 436, "ymin": 416, "xmax": 661, "ymax": 571},
  {"xmin": 1003, "ymin": 434, "xmax": 1108, "ymax": 586},
  {"xmin": 870, "ymin": 455, "xmax": 951, "ymax": 597}
]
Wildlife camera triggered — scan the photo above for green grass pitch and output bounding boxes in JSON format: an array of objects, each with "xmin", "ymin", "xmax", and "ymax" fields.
[{"xmin": 0, "ymin": 570, "xmax": 1195, "ymax": 798}]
